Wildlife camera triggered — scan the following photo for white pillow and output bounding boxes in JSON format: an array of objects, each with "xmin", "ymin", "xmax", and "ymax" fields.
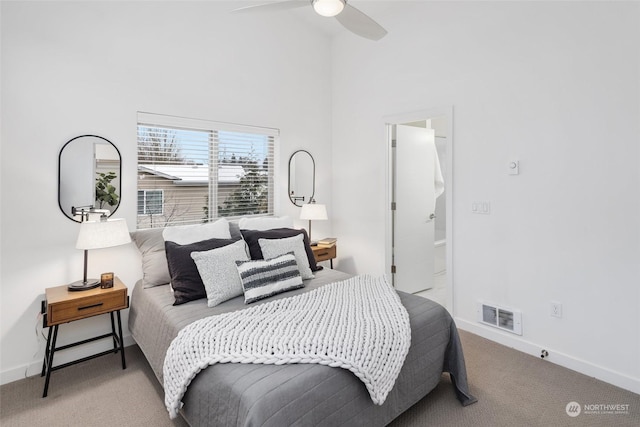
[
  {"xmin": 258, "ymin": 234, "xmax": 314, "ymax": 280},
  {"xmin": 238, "ymin": 216, "xmax": 293, "ymax": 231},
  {"xmin": 191, "ymin": 239, "xmax": 249, "ymax": 307},
  {"xmin": 162, "ymin": 218, "xmax": 231, "ymax": 244}
]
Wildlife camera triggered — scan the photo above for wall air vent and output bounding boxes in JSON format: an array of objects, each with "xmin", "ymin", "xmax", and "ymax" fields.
[{"xmin": 477, "ymin": 301, "xmax": 522, "ymax": 335}]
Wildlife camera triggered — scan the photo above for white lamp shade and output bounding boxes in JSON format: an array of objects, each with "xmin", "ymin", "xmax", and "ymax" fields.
[
  {"xmin": 76, "ymin": 218, "xmax": 131, "ymax": 250},
  {"xmin": 300, "ymin": 203, "xmax": 328, "ymax": 221},
  {"xmin": 312, "ymin": 0, "xmax": 345, "ymax": 17}
]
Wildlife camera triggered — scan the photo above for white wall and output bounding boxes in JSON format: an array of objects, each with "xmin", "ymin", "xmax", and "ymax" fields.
[
  {"xmin": 0, "ymin": 1, "xmax": 333, "ymax": 383},
  {"xmin": 331, "ymin": 1, "xmax": 640, "ymax": 393}
]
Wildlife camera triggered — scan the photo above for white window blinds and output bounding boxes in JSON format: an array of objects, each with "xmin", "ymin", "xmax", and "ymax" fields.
[{"xmin": 136, "ymin": 112, "xmax": 277, "ymax": 229}]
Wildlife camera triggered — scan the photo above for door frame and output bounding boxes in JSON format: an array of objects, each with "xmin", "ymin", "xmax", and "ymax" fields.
[{"xmin": 384, "ymin": 106, "xmax": 454, "ymax": 312}]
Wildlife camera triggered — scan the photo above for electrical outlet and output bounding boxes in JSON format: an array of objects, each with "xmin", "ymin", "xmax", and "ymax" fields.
[
  {"xmin": 550, "ymin": 302, "xmax": 562, "ymax": 318},
  {"xmin": 472, "ymin": 201, "xmax": 491, "ymax": 214}
]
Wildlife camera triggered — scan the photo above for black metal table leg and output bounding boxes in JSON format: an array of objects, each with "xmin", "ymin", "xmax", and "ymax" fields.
[
  {"xmin": 109, "ymin": 311, "xmax": 118, "ymax": 353},
  {"xmin": 116, "ymin": 310, "xmax": 126, "ymax": 369},
  {"xmin": 41, "ymin": 326, "xmax": 53, "ymax": 377},
  {"xmin": 42, "ymin": 325, "xmax": 59, "ymax": 398}
]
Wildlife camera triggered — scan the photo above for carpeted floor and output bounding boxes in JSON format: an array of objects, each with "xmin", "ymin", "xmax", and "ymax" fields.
[{"xmin": 1, "ymin": 330, "xmax": 638, "ymax": 427}]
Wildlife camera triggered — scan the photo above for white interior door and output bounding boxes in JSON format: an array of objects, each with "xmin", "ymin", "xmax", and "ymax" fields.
[{"xmin": 394, "ymin": 125, "xmax": 436, "ymax": 293}]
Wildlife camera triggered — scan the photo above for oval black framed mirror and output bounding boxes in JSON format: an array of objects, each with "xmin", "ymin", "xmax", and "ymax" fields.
[
  {"xmin": 58, "ymin": 135, "xmax": 122, "ymax": 222},
  {"xmin": 288, "ymin": 150, "xmax": 315, "ymax": 207}
]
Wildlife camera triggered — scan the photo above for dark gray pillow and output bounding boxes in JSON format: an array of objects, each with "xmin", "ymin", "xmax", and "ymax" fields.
[
  {"xmin": 165, "ymin": 238, "xmax": 237, "ymax": 305},
  {"xmin": 240, "ymin": 228, "xmax": 319, "ymax": 272},
  {"xmin": 130, "ymin": 229, "xmax": 170, "ymax": 288}
]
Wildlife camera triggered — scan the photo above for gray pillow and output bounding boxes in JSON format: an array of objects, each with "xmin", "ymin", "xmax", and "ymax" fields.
[
  {"xmin": 236, "ymin": 252, "xmax": 303, "ymax": 304},
  {"xmin": 130, "ymin": 228, "xmax": 171, "ymax": 288},
  {"xmin": 191, "ymin": 239, "xmax": 249, "ymax": 307},
  {"xmin": 228, "ymin": 221, "xmax": 243, "ymax": 241},
  {"xmin": 258, "ymin": 234, "xmax": 314, "ymax": 279}
]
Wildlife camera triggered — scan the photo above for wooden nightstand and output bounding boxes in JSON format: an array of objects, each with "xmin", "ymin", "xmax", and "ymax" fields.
[
  {"xmin": 41, "ymin": 277, "xmax": 129, "ymax": 397},
  {"xmin": 312, "ymin": 245, "xmax": 337, "ymax": 269}
]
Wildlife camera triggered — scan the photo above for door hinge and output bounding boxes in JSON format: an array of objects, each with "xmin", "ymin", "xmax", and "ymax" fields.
[
  {"xmin": 391, "ymin": 139, "xmax": 397, "ymax": 148},
  {"xmin": 391, "ymin": 265, "xmax": 396, "ymax": 274},
  {"xmin": 391, "ymin": 202, "xmax": 396, "ymax": 211}
]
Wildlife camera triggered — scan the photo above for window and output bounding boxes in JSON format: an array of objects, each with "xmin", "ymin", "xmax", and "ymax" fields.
[
  {"xmin": 136, "ymin": 112, "xmax": 277, "ymax": 229},
  {"xmin": 137, "ymin": 190, "xmax": 164, "ymax": 215}
]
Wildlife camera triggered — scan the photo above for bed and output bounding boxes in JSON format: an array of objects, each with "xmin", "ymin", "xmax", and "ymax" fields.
[{"xmin": 128, "ymin": 220, "xmax": 476, "ymax": 426}]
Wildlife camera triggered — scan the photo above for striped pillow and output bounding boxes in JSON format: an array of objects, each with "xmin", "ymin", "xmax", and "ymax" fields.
[{"xmin": 236, "ymin": 252, "xmax": 304, "ymax": 304}]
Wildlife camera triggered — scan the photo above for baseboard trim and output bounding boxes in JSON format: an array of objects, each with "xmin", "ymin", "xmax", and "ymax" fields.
[
  {"xmin": 0, "ymin": 334, "xmax": 136, "ymax": 386},
  {"xmin": 455, "ymin": 318, "xmax": 640, "ymax": 395}
]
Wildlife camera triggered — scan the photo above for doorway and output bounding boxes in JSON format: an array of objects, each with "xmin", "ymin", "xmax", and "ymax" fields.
[{"xmin": 385, "ymin": 107, "xmax": 453, "ymax": 310}]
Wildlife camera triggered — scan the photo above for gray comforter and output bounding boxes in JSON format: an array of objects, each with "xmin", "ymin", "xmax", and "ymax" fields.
[{"xmin": 128, "ymin": 269, "xmax": 476, "ymax": 426}]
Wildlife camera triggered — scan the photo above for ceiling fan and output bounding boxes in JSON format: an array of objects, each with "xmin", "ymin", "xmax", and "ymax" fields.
[{"xmin": 232, "ymin": 0, "xmax": 388, "ymax": 41}]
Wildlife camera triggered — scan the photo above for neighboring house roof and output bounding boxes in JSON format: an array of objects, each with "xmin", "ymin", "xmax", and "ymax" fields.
[{"xmin": 138, "ymin": 164, "xmax": 245, "ymax": 185}]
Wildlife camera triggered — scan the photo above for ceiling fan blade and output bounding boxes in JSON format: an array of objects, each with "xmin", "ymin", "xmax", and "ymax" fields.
[
  {"xmin": 231, "ymin": 1, "xmax": 308, "ymax": 14},
  {"xmin": 336, "ymin": 3, "xmax": 387, "ymax": 40},
  {"xmin": 335, "ymin": 4, "xmax": 387, "ymax": 41}
]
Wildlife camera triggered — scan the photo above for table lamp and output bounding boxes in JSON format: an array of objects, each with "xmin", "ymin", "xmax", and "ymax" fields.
[
  {"xmin": 299, "ymin": 200, "xmax": 328, "ymax": 243},
  {"xmin": 69, "ymin": 217, "xmax": 131, "ymax": 291}
]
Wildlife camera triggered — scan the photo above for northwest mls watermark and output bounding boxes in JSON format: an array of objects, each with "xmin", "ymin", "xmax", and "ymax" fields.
[{"xmin": 566, "ymin": 401, "xmax": 631, "ymax": 417}]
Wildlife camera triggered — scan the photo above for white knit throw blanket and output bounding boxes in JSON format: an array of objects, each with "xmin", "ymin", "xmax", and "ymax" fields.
[{"xmin": 163, "ymin": 275, "xmax": 411, "ymax": 419}]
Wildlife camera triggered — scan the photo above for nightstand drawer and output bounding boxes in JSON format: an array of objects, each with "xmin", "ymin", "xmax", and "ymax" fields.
[
  {"xmin": 313, "ymin": 245, "xmax": 336, "ymax": 262},
  {"xmin": 47, "ymin": 288, "xmax": 127, "ymax": 325}
]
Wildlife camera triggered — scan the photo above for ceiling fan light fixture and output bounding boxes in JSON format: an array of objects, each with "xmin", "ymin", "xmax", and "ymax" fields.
[{"xmin": 312, "ymin": 0, "xmax": 346, "ymax": 18}]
